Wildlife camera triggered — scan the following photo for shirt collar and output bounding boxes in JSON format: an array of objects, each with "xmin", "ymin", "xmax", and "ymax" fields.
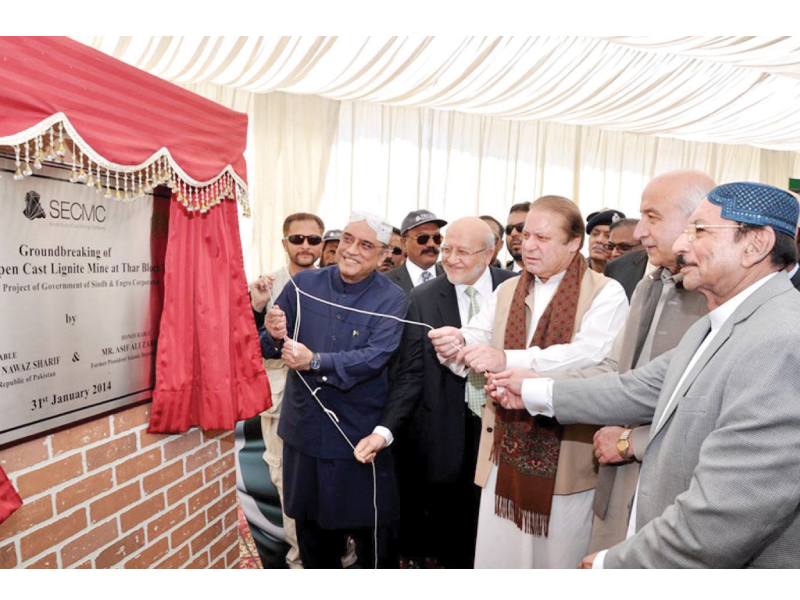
[
  {"xmin": 454, "ymin": 267, "xmax": 493, "ymax": 299},
  {"xmin": 787, "ymin": 263, "xmax": 799, "ymax": 280},
  {"xmin": 533, "ymin": 268, "xmax": 566, "ymax": 288},
  {"xmin": 707, "ymin": 271, "xmax": 778, "ymax": 331},
  {"xmin": 405, "ymin": 259, "xmax": 436, "ymax": 283}
]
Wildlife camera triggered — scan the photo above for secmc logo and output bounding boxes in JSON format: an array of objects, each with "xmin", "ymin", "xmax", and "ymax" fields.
[{"xmin": 23, "ymin": 190, "xmax": 46, "ymax": 220}]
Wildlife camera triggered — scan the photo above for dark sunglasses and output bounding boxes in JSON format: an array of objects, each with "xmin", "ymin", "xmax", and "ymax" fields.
[
  {"xmin": 409, "ymin": 233, "xmax": 442, "ymax": 245},
  {"xmin": 389, "ymin": 246, "xmax": 404, "ymax": 256},
  {"xmin": 505, "ymin": 223, "xmax": 524, "ymax": 236},
  {"xmin": 605, "ymin": 242, "xmax": 641, "ymax": 252},
  {"xmin": 285, "ymin": 234, "xmax": 323, "ymax": 246}
]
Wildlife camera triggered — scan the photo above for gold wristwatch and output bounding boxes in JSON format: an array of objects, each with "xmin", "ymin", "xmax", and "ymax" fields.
[{"xmin": 616, "ymin": 428, "xmax": 633, "ymax": 460}]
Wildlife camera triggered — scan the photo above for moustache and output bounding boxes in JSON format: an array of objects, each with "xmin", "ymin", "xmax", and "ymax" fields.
[
  {"xmin": 676, "ymin": 254, "xmax": 686, "ymax": 267},
  {"xmin": 421, "ymin": 248, "xmax": 439, "ymax": 255}
]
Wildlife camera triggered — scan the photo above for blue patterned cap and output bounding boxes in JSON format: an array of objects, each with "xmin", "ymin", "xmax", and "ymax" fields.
[{"xmin": 707, "ymin": 182, "xmax": 799, "ymax": 238}]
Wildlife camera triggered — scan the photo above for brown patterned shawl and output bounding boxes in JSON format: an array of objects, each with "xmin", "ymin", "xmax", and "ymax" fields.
[{"xmin": 492, "ymin": 251, "xmax": 586, "ymax": 536}]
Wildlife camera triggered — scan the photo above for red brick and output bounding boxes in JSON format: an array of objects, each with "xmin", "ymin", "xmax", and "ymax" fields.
[
  {"xmin": 207, "ymin": 490, "xmax": 236, "ymax": 523},
  {"xmin": 221, "ymin": 470, "xmax": 236, "ymax": 492},
  {"xmin": 120, "ymin": 494, "xmax": 165, "ymax": 532},
  {"xmin": 20, "ymin": 510, "xmax": 86, "ymax": 561},
  {"xmin": 85, "ymin": 433, "xmax": 137, "ymax": 471},
  {"xmin": 56, "ymin": 469, "xmax": 113, "ymax": 514},
  {"xmin": 139, "ymin": 429, "xmax": 167, "ymax": 448},
  {"xmin": 226, "ymin": 544, "xmax": 240, "ymax": 569},
  {"xmin": 51, "ymin": 418, "xmax": 110, "ymax": 456},
  {"xmin": 95, "ymin": 528, "xmax": 145, "ymax": 569},
  {"xmin": 203, "ymin": 454, "xmax": 234, "ymax": 483},
  {"xmin": 75, "ymin": 560, "xmax": 92, "ymax": 568},
  {"xmin": 0, "ymin": 543, "xmax": 17, "ymax": 569},
  {"xmin": 26, "ymin": 552, "xmax": 57, "ymax": 569},
  {"xmin": 125, "ymin": 536, "xmax": 169, "ymax": 569},
  {"xmin": 143, "ymin": 460, "xmax": 184, "ymax": 495},
  {"xmin": 166, "ymin": 471, "xmax": 203, "ymax": 505},
  {"xmin": 116, "ymin": 448, "xmax": 162, "ymax": 484},
  {"xmin": 188, "ymin": 481, "xmax": 220, "ymax": 515},
  {"xmin": 170, "ymin": 511, "xmax": 206, "ymax": 548},
  {"xmin": 186, "ymin": 443, "xmax": 219, "ymax": 474},
  {"xmin": 16, "ymin": 454, "xmax": 83, "ymax": 498},
  {"xmin": 112, "ymin": 403, "xmax": 152, "ymax": 435},
  {"xmin": 210, "ymin": 555, "xmax": 226, "ymax": 569},
  {"xmin": 155, "ymin": 543, "xmax": 190, "ymax": 569},
  {"xmin": 203, "ymin": 429, "xmax": 229, "ymax": 439},
  {"xmin": 186, "ymin": 550, "xmax": 209, "ymax": 569},
  {"xmin": 0, "ymin": 496, "xmax": 53, "ymax": 540},
  {"xmin": 89, "ymin": 482, "xmax": 141, "ymax": 524},
  {"xmin": 210, "ymin": 527, "xmax": 237, "ymax": 562},
  {"xmin": 218, "ymin": 433, "xmax": 235, "ymax": 453},
  {"xmin": 163, "ymin": 429, "xmax": 202, "ymax": 461},
  {"xmin": 223, "ymin": 507, "xmax": 238, "ymax": 530},
  {"xmin": 61, "ymin": 520, "xmax": 118, "ymax": 567},
  {"xmin": 147, "ymin": 504, "xmax": 186, "ymax": 542},
  {"xmin": 0, "ymin": 437, "xmax": 49, "ymax": 472},
  {"xmin": 190, "ymin": 519, "xmax": 222, "ymax": 555}
]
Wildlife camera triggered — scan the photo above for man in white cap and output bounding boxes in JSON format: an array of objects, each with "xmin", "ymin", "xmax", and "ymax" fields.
[{"xmin": 258, "ymin": 212, "xmax": 412, "ymax": 568}]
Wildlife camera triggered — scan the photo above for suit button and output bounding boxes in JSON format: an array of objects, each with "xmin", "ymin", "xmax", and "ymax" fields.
[
  {"xmin": 322, "ymin": 376, "xmax": 328, "ymax": 382},
  {"xmin": 487, "ymin": 427, "xmax": 493, "ymax": 433},
  {"xmin": 331, "ymin": 335, "xmax": 337, "ymax": 341},
  {"xmin": 336, "ymin": 314, "xmax": 342, "ymax": 320}
]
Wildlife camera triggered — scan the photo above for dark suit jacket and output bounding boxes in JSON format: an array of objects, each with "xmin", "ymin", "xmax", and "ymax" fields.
[
  {"xmin": 791, "ymin": 267, "xmax": 800, "ymax": 290},
  {"xmin": 604, "ymin": 249, "xmax": 648, "ymax": 300},
  {"xmin": 392, "ymin": 267, "xmax": 517, "ymax": 483},
  {"xmin": 384, "ymin": 262, "xmax": 445, "ymax": 295}
]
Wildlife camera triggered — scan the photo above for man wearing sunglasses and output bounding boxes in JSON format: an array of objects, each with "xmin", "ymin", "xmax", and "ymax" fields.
[
  {"xmin": 378, "ymin": 227, "xmax": 406, "ymax": 273},
  {"xmin": 504, "ymin": 202, "xmax": 530, "ymax": 273},
  {"xmin": 242, "ymin": 212, "xmax": 325, "ymax": 568},
  {"xmin": 384, "ymin": 210, "xmax": 447, "ymax": 293}
]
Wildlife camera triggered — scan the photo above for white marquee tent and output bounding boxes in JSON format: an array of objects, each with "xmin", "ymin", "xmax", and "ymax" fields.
[{"xmin": 75, "ymin": 36, "xmax": 800, "ymax": 276}]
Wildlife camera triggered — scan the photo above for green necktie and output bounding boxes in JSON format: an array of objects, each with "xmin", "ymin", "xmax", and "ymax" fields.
[{"xmin": 465, "ymin": 286, "xmax": 486, "ymax": 416}]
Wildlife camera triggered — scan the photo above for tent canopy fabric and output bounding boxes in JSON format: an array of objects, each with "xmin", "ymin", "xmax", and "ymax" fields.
[
  {"xmin": 80, "ymin": 36, "xmax": 800, "ymax": 152},
  {"xmin": 0, "ymin": 36, "xmax": 250, "ymax": 212}
]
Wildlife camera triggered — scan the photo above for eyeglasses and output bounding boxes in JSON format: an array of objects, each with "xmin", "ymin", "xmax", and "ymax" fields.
[
  {"xmin": 341, "ymin": 232, "xmax": 385, "ymax": 253},
  {"xmin": 604, "ymin": 242, "xmax": 642, "ymax": 253},
  {"xmin": 389, "ymin": 246, "xmax": 403, "ymax": 256},
  {"xmin": 285, "ymin": 234, "xmax": 322, "ymax": 246},
  {"xmin": 505, "ymin": 223, "xmax": 525, "ymax": 236},
  {"xmin": 408, "ymin": 233, "xmax": 442, "ymax": 245},
  {"xmin": 682, "ymin": 223, "xmax": 744, "ymax": 242},
  {"xmin": 441, "ymin": 246, "xmax": 490, "ymax": 259}
]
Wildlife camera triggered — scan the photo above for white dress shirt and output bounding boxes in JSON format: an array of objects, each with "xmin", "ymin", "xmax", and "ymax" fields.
[
  {"xmin": 449, "ymin": 269, "xmax": 628, "ymax": 377},
  {"xmin": 514, "ymin": 272, "xmax": 779, "ymax": 569},
  {"xmin": 405, "ymin": 259, "xmax": 438, "ymax": 287}
]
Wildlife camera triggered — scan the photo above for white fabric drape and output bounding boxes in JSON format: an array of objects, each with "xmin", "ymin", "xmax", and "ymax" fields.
[
  {"xmin": 79, "ymin": 36, "xmax": 800, "ymax": 151},
  {"xmin": 74, "ymin": 37, "xmax": 800, "ymax": 277}
]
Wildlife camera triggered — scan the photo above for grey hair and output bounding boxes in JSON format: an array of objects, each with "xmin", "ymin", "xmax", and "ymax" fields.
[
  {"xmin": 483, "ymin": 229, "xmax": 496, "ymax": 249},
  {"xmin": 678, "ymin": 182, "xmax": 716, "ymax": 216}
]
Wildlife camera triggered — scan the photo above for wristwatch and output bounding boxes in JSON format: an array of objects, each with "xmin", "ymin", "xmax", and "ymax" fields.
[
  {"xmin": 310, "ymin": 352, "xmax": 321, "ymax": 371},
  {"xmin": 616, "ymin": 428, "xmax": 633, "ymax": 460}
]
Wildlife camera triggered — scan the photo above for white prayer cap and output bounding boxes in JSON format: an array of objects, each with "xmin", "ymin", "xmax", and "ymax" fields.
[{"xmin": 347, "ymin": 211, "xmax": 393, "ymax": 244}]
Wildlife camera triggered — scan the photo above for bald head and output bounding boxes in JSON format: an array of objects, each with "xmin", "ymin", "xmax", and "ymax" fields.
[
  {"xmin": 635, "ymin": 169, "xmax": 717, "ymax": 271},
  {"xmin": 442, "ymin": 217, "xmax": 495, "ymax": 285}
]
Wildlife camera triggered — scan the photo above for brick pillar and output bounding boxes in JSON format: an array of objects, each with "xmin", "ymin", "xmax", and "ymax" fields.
[{"xmin": 0, "ymin": 403, "xmax": 239, "ymax": 569}]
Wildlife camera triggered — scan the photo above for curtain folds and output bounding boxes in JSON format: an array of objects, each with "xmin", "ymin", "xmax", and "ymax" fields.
[
  {"xmin": 148, "ymin": 195, "xmax": 270, "ymax": 433},
  {"xmin": 0, "ymin": 465, "xmax": 22, "ymax": 526}
]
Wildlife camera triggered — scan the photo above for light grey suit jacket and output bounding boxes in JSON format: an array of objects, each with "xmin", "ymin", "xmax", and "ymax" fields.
[{"xmin": 553, "ymin": 273, "xmax": 800, "ymax": 568}]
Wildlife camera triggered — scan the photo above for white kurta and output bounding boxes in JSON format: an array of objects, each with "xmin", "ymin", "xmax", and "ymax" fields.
[{"xmin": 463, "ymin": 270, "xmax": 628, "ymax": 569}]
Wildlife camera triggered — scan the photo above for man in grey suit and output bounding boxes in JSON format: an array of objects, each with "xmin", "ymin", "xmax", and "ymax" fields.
[{"xmin": 490, "ymin": 182, "xmax": 800, "ymax": 568}]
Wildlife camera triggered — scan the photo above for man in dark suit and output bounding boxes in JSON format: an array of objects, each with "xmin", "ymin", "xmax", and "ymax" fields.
[
  {"xmin": 384, "ymin": 210, "xmax": 446, "ymax": 293},
  {"xmin": 604, "ymin": 249, "xmax": 648, "ymax": 300},
  {"xmin": 397, "ymin": 217, "xmax": 516, "ymax": 568}
]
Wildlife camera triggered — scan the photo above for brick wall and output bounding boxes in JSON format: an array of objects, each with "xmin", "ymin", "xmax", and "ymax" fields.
[{"xmin": 0, "ymin": 403, "xmax": 239, "ymax": 569}]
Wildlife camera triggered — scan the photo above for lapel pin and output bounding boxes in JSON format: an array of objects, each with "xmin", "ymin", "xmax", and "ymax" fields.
[{"xmin": 352, "ymin": 330, "xmax": 359, "ymax": 337}]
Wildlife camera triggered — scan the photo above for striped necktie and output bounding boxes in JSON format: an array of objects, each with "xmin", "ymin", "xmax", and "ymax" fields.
[{"xmin": 465, "ymin": 286, "xmax": 486, "ymax": 416}]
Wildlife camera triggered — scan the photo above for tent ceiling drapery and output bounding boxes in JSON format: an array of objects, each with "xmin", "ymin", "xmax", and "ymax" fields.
[
  {"xmin": 77, "ymin": 36, "xmax": 800, "ymax": 152},
  {"xmin": 0, "ymin": 37, "xmax": 250, "ymax": 214}
]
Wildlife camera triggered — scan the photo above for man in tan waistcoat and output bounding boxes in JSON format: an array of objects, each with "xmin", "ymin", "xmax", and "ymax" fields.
[{"xmin": 429, "ymin": 195, "xmax": 628, "ymax": 568}]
